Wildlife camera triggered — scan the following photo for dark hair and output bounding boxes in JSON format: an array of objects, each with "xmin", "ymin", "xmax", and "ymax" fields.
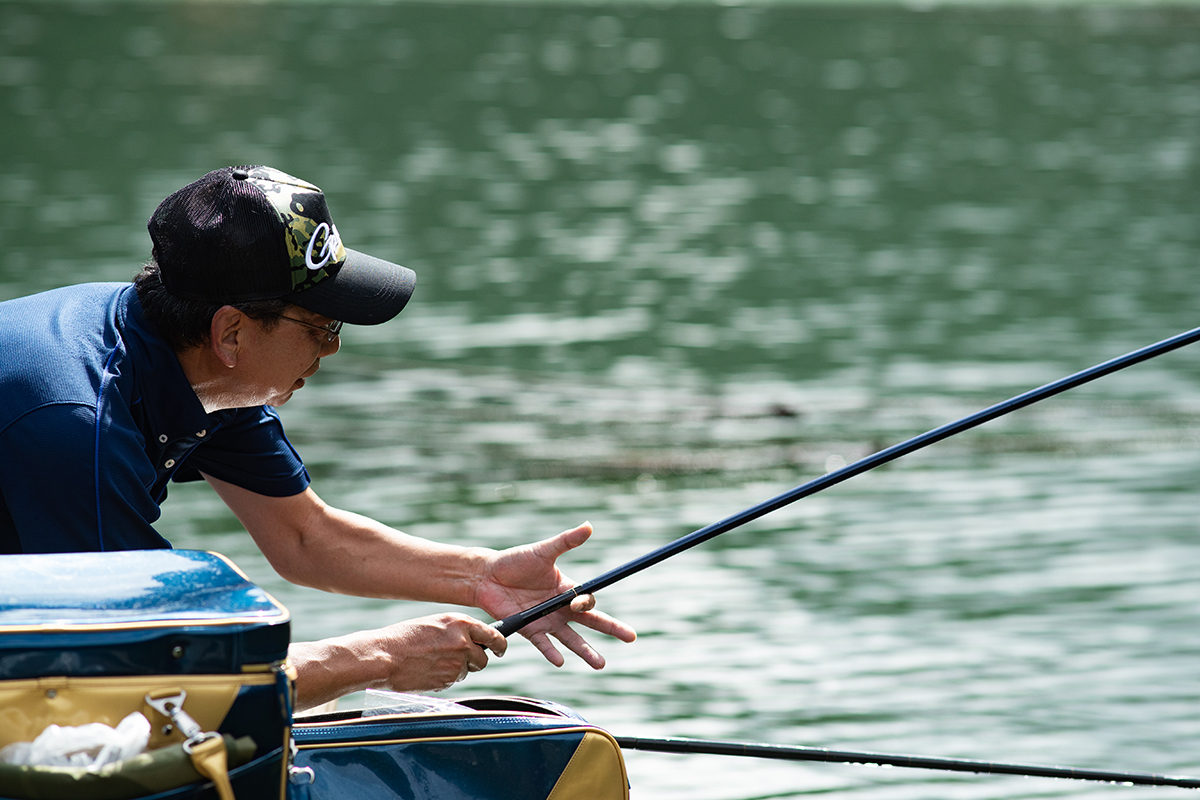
[{"xmin": 133, "ymin": 256, "xmax": 289, "ymax": 352}]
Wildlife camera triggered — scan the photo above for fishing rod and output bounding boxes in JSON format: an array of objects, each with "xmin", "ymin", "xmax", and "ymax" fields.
[
  {"xmin": 614, "ymin": 735, "xmax": 1200, "ymax": 789},
  {"xmin": 493, "ymin": 323, "xmax": 1200, "ymax": 637}
]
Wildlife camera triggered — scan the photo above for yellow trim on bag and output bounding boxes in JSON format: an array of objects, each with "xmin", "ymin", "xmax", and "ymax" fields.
[
  {"xmin": 547, "ymin": 730, "xmax": 629, "ymax": 800},
  {"xmin": 0, "ymin": 673, "xmax": 276, "ymax": 749}
]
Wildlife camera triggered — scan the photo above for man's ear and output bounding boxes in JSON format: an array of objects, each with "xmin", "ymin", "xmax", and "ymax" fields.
[{"xmin": 209, "ymin": 305, "xmax": 245, "ymax": 368}]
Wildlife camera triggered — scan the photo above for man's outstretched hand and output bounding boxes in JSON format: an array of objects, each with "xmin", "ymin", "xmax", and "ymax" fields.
[{"xmin": 474, "ymin": 522, "xmax": 637, "ymax": 668}]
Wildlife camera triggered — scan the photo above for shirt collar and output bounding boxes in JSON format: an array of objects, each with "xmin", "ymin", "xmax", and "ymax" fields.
[{"xmin": 118, "ymin": 285, "xmax": 235, "ymax": 439}]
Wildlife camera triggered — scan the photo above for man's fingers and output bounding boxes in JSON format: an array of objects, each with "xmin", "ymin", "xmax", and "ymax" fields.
[
  {"xmin": 568, "ymin": 593, "xmax": 596, "ymax": 613},
  {"xmin": 555, "ymin": 628, "xmax": 605, "ymax": 670},
  {"xmin": 513, "ymin": 595, "xmax": 635, "ymax": 671},
  {"xmin": 541, "ymin": 521, "xmax": 592, "ymax": 559},
  {"xmin": 523, "ymin": 619, "xmax": 607, "ymax": 670},
  {"xmin": 563, "ymin": 595, "xmax": 638, "ymax": 644},
  {"xmin": 468, "ymin": 618, "xmax": 507, "ymax": 661},
  {"xmin": 528, "ymin": 631, "xmax": 566, "ymax": 668},
  {"xmin": 472, "ymin": 628, "xmax": 507, "ymax": 658},
  {"xmin": 572, "ymin": 608, "xmax": 638, "ymax": 643}
]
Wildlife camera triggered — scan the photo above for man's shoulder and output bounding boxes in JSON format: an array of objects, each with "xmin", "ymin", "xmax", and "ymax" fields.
[
  {"xmin": 0, "ymin": 282, "xmax": 131, "ymax": 330},
  {"xmin": 0, "ymin": 283, "xmax": 134, "ymax": 427},
  {"xmin": 0, "ymin": 282, "xmax": 129, "ymax": 315}
]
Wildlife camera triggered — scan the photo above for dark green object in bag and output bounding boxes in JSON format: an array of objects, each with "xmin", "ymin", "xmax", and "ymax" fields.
[{"xmin": 0, "ymin": 735, "xmax": 256, "ymax": 800}]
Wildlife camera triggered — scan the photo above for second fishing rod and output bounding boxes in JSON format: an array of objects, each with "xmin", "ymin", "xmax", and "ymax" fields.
[{"xmin": 492, "ymin": 323, "xmax": 1200, "ymax": 637}]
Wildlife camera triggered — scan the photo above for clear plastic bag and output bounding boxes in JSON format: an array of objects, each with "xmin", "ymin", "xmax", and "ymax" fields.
[
  {"xmin": 362, "ymin": 689, "xmax": 473, "ymax": 716},
  {"xmin": 0, "ymin": 712, "xmax": 151, "ymax": 769}
]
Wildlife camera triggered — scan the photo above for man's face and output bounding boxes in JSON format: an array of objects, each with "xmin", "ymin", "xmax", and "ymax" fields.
[{"xmin": 238, "ymin": 306, "xmax": 341, "ymax": 407}]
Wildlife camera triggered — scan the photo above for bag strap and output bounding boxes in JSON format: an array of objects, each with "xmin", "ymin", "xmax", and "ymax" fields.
[
  {"xmin": 146, "ymin": 691, "xmax": 237, "ymax": 800},
  {"xmin": 184, "ymin": 734, "xmax": 235, "ymax": 800}
]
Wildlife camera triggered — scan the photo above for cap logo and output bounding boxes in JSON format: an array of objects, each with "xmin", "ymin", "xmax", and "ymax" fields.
[
  {"xmin": 243, "ymin": 166, "xmax": 348, "ymax": 293},
  {"xmin": 305, "ymin": 221, "xmax": 343, "ymax": 272}
]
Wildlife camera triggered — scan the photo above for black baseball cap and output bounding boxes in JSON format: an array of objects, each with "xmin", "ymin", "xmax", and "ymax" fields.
[{"xmin": 147, "ymin": 165, "xmax": 416, "ymax": 325}]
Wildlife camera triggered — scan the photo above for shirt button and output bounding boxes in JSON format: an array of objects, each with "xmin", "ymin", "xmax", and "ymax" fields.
[
  {"xmin": 158, "ymin": 434, "xmax": 168, "ymax": 443},
  {"xmin": 196, "ymin": 430, "xmax": 207, "ymax": 438},
  {"xmin": 164, "ymin": 459, "xmax": 176, "ymax": 469}
]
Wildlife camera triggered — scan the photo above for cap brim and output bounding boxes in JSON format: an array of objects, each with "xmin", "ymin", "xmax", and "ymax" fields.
[{"xmin": 288, "ymin": 248, "xmax": 416, "ymax": 325}]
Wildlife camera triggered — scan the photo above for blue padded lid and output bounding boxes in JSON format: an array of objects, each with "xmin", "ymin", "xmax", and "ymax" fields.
[
  {"xmin": 0, "ymin": 550, "xmax": 290, "ymax": 677},
  {"xmin": 0, "ymin": 550, "xmax": 287, "ymax": 627}
]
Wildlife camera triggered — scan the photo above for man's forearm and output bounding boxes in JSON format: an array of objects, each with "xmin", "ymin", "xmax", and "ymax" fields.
[
  {"xmin": 289, "ymin": 636, "xmax": 385, "ymax": 711},
  {"xmin": 285, "ymin": 506, "xmax": 495, "ymax": 605},
  {"xmin": 205, "ymin": 476, "xmax": 494, "ymax": 606},
  {"xmin": 288, "ymin": 614, "xmax": 505, "ymax": 711}
]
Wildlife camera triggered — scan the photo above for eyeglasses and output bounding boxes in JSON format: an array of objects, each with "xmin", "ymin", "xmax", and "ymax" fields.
[{"xmin": 272, "ymin": 314, "xmax": 343, "ymax": 343}]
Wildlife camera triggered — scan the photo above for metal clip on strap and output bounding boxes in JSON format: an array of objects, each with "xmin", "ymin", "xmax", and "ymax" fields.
[
  {"xmin": 145, "ymin": 691, "xmax": 236, "ymax": 800},
  {"xmin": 145, "ymin": 690, "xmax": 203, "ymax": 740}
]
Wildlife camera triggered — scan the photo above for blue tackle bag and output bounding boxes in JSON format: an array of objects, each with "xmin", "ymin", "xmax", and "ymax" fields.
[{"xmin": 291, "ymin": 695, "xmax": 629, "ymax": 800}]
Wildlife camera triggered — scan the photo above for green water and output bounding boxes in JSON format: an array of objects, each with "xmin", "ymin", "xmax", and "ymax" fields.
[{"xmin": 4, "ymin": 2, "xmax": 1200, "ymax": 797}]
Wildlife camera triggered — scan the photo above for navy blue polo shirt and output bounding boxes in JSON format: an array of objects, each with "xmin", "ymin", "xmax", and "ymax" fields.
[{"xmin": 0, "ymin": 283, "xmax": 311, "ymax": 553}]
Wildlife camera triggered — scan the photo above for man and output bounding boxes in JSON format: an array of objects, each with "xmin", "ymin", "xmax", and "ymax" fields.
[{"xmin": 0, "ymin": 165, "xmax": 635, "ymax": 710}]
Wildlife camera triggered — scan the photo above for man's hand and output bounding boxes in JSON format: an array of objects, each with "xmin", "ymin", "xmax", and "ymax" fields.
[
  {"xmin": 474, "ymin": 522, "xmax": 637, "ymax": 669},
  {"xmin": 289, "ymin": 613, "xmax": 507, "ymax": 711}
]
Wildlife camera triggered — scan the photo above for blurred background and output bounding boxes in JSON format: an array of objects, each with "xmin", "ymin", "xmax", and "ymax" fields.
[{"xmin": 4, "ymin": 1, "xmax": 1200, "ymax": 797}]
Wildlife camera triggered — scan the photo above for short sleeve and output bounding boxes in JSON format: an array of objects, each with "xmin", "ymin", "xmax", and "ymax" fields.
[{"xmin": 178, "ymin": 406, "xmax": 311, "ymax": 498}]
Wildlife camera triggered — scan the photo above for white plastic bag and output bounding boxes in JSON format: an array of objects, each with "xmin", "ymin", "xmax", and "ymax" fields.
[{"xmin": 0, "ymin": 712, "xmax": 151, "ymax": 769}]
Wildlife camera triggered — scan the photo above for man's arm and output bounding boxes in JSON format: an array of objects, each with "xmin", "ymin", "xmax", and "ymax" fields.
[
  {"xmin": 203, "ymin": 474, "xmax": 636, "ymax": 668},
  {"xmin": 205, "ymin": 477, "xmax": 489, "ymax": 603},
  {"xmin": 287, "ymin": 613, "xmax": 505, "ymax": 711}
]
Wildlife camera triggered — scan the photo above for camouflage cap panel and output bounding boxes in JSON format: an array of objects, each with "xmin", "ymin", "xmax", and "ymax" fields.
[{"xmin": 244, "ymin": 166, "xmax": 347, "ymax": 293}]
